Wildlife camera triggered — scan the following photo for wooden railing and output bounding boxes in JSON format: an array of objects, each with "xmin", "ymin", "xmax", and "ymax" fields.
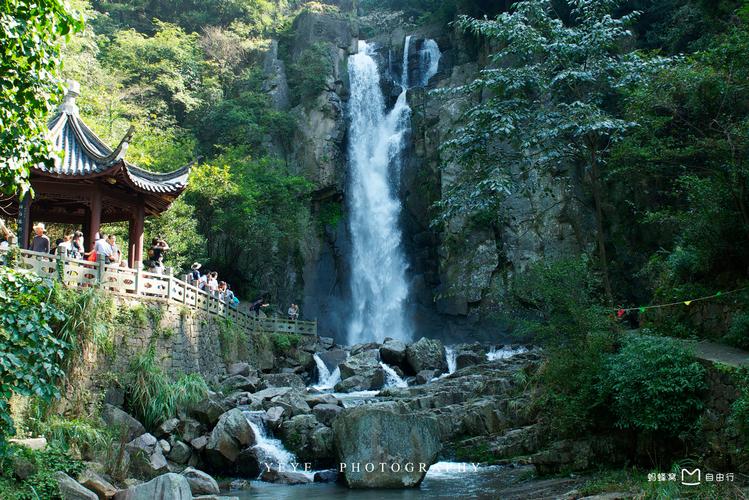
[{"xmin": 1, "ymin": 247, "xmax": 317, "ymax": 336}]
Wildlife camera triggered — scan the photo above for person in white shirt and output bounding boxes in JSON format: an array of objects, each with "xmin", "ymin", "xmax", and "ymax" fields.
[
  {"xmin": 207, "ymin": 272, "xmax": 219, "ymax": 296},
  {"xmin": 57, "ymin": 234, "xmax": 73, "ymax": 257}
]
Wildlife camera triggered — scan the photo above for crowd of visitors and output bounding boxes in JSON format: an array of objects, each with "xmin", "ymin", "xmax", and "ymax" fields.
[
  {"xmin": 4, "ymin": 221, "xmax": 305, "ymax": 321},
  {"xmin": 188, "ymin": 262, "xmax": 240, "ymax": 308}
]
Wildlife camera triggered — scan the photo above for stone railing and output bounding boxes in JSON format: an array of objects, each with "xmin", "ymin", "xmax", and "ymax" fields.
[{"xmin": 1, "ymin": 247, "xmax": 317, "ymax": 336}]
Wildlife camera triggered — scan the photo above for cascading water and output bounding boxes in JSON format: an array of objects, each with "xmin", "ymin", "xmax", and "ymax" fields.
[
  {"xmin": 487, "ymin": 345, "xmax": 529, "ymax": 361},
  {"xmin": 380, "ymin": 362, "xmax": 408, "ymax": 388},
  {"xmin": 445, "ymin": 346, "xmax": 457, "ymax": 374},
  {"xmin": 242, "ymin": 411, "xmax": 299, "ymax": 474},
  {"xmin": 346, "ymin": 41, "xmax": 411, "ymax": 345},
  {"xmin": 346, "ymin": 37, "xmax": 441, "ymax": 346},
  {"xmin": 312, "ymin": 353, "xmax": 341, "ymax": 390},
  {"xmin": 418, "ymin": 39, "xmax": 441, "ymax": 86}
]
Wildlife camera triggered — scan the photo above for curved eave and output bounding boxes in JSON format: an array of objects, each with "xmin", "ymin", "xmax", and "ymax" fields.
[
  {"xmin": 35, "ymin": 112, "xmax": 130, "ymax": 176},
  {"xmin": 122, "ymin": 162, "xmax": 191, "ymax": 195}
]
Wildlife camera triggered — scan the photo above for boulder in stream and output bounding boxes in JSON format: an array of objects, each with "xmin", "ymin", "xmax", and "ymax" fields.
[
  {"xmin": 204, "ymin": 409, "xmax": 255, "ymax": 469},
  {"xmin": 406, "ymin": 337, "xmax": 447, "ymax": 374},
  {"xmin": 113, "ymin": 473, "xmax": 192, "ymax": 500},
  {"xmin": 333, "ymin": 406, "xmax": 441, "ymax": 488}
]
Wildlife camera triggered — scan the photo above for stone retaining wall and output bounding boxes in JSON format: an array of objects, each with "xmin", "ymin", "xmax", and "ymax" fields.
[{"xmin": 110, "ymin": 297, "xmax": 227, "ymax": 382}]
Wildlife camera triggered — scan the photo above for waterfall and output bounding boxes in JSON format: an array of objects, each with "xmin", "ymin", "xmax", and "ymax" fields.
[
  {"xmin": 418, "ymin": 39, "xmax": 441, "ymax": 86},
  {"xmin": 487, "ymin": 345, "xmax": 528, "ymax": 361},
  {"xmin": 401, "ymin": 35, "xmax": 412, "ymax": 87},
  {"xmin": 242, "ymin": 411, "xmax": 298, "ymax": 474},
  {"xmin": 346, "ymin": 41, "xmax": 412, "ymax": 345},
  {"xmin": 346, "ymin": 37, "xmax": 441, "ymax": 346},
  {"xmin": 380, "ymin": 362, "xmax": 408, "ymax": 388},
  {"xmin": 445, "ymin": 346, "xmax": 457, "ymax": 374},
  {"xmin": 312, "ymin": 353, "xmax": 341, "ymax": 390}
]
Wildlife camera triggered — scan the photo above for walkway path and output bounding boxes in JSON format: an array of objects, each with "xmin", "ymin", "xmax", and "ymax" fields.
[
  {"xmin": 690, "ymin": 340, "xmax": 749, "ymax": 368},
  {"xmin": 3, "ymin": 247, "xmax": 317, "ymax": 336}
]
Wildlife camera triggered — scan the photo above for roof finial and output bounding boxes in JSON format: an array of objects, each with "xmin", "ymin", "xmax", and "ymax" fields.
[{"xmin": 59, "ymin": 80, "xmax": 80, "ymax": 116}]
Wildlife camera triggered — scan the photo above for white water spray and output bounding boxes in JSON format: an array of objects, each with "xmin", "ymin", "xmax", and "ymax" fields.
[
  {"xmin": 346, "ymin": 41, "xmax": 411, "ymax": 345},
  {"xmin": 486, "ymin": 345, "xmax": 528, "ymax": 361},
  {"xmin": 445, "ymin": 346, "xmax": 457, "ymax": 374},
  {"xmin": 380, "ymin": 362, "xmax": 408, "ymax": 388},
  {"xmin": 312, "ymin": 353, "xmax": 341, "ymax": 390},
  {"xmin": 243, "ymin": 411, "xmax": 298, "ymax": 474}
]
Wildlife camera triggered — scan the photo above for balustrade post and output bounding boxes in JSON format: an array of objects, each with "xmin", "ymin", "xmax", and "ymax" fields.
[
  {"xmin": 134, "ymin": 267, "xmax": 141, "ymax": 296},
  {"xmin": 165, "ymin": 267, "xmax": 173, "ymax": 301},
  {"xmin": 96, "ymin": 253, "xmax": 106, "ymax": 284}
]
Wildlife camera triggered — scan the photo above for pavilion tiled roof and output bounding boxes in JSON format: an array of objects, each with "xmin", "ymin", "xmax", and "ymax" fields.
[{"xmin": 35, "ymin": 82, "xmax": 192, "ymax": 196}]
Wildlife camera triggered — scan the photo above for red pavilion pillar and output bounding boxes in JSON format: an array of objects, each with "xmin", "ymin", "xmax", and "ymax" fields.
[{"xmin": 128, "ymin": 200, "xmax": 145, "ymax": 268}]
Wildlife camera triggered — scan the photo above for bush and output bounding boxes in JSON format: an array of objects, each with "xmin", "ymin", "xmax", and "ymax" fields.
[
  {"xmin": 271, "ymin": 333, "xmax": 301, "ymax": 353},
  {"xmin": 0, "ymin": 445, "xmax": 83, "ymax": 500},
  {"xmin": 288, "ymin": 42, "xmax": 331, "ymax": 106},
  {"xmin": 0, "ymin": 269, "xmax": 69, "ymax": 451},
  {"xmin": 509, "ymin": 257, "xmax": 613, "ymax": 347},
  {"xmin": 510, "ymin": 258, "xmax": 618, "ymax": 436},
  {"xmin": 724, "ymin": 312, "xmax": 749, "ymax": 349},
  {"xmin": 126, "ymin": 348, "xmax": 208, "ymax": 429},
  {"xmin": 600, "ymin": 335, "xmax": 707, "ymax": 437}
]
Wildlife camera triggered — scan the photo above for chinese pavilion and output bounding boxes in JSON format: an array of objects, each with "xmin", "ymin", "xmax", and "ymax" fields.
[{"xmin": 9, "ymin": 82, "xmax": 192, "ymax": 268}]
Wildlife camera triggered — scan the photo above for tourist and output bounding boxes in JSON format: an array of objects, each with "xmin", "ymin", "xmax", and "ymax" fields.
[
  {"xmin": 207, "ymin": 271, "xmax": 219, "ymax": 296},
  {"xmin": 217, "ymin": 281, "xmax": 227, "ymax": 301},
  {"xmin": 56, "ymin": 234, "xmax": 73, "ymax": 257},
  {"xmin": 250, "ymin": 296, "xmax": 270, "ymax": 317},
  {"xmin": 287, "ymin": 303, "xmax": 299, "ymax": 321},
  {"xmin": 147, "ymin": 237, "xmax": 169, "ymax": 274},
  {"xmin": 31, "ymin": 223, "xmax": 50, "ymax": 253},
  {"xmin": 87, "ymin": 232, "xmax": 104, "ymax": 262},
  {"xmin": 106, "ymin": 234, "xmax": 121, "ymax": 264},
  {"xmin": 71, "ymin": 231, "xmax": 84, "ymax": 259},
  {"xmin": 197, "ymin": 270, "xmax": 208, "ymax": 291},
  {"xmin": 225, "ymin": 284, "xmax": 237, "ymax": 308},
  {"xmin": 189, "ymin": 262, "xmax": 201, "ymax": 285}
]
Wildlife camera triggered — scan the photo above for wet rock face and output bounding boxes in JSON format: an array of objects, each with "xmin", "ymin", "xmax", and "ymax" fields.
[
  {"xmin": 406, "ymin": 337, "xmax": 448, "ymax": 374},
  {"xmin": 333, "ymin": 406, "xmax": 441, "ymax": 488},
  {"xmin": 204, "ymin": 409, "xmax": 255, "ymax": 469}
]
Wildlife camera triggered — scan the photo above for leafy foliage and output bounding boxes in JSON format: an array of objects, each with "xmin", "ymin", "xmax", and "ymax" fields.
[
  {"xmin": 601, "ymin": 335, "xmax": 707, "ymax": 436},
  {"xmin": 0, "ymin": 0, "xmax": 83, "ymax": 195},
  {"xmin": 511, "ymin": 258, "xmax": 617, "ymax": 436},
  {"xmin": 0, "ymin": 270, "xmax": 69, "ymax": 450},
  {"xmin": 0, "ymin": 444, "xmax": 83, "ymax": 500},
  {"xmin": 440, "ymin": 0, "xmax": 670, "ymax": 301}
]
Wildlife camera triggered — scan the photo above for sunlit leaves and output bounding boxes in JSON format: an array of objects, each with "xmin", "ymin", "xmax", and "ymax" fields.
[{"xmin": 0, "ymin": 0, "xmax": 83, "ymax": 195}]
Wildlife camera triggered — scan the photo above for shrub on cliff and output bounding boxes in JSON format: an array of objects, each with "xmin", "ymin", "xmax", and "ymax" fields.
[
  {"xmin": 511, "ymin": 258, "xmax": 618, "ymax": 437},
  {"xmin": 600, "ymin": 335, "xmax": 707, "ymax": 437},
  {"xmin": 0, "ymin": 269, "xmax": 68, "ymax": 452}
]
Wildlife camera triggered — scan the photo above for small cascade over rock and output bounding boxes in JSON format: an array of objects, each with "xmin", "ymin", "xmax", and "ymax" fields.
[
  {"xmin": 379, "ymin": 362, "xmax": 408, "ymax": 388},
  {"xmin": 445, "ymin": 346, "xmax": 457, "ymax": 374},
  {"xmin": 312, "ymin": 353, "xmax": 341, "ymax": 390},
  {"xmin": 487, "ymin": 345, "xmax": 529, "ymax": 361},
  {"xmin": 242, "ymin": 411, "xmax": 298, "ymax": 475},
  {"xmin": 417, "ymin": 38, "xmax": 441, "ymax": 86}
]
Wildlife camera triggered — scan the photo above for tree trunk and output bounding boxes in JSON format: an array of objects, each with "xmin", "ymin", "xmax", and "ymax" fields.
[{"xmin": 590, "ymin": 149, "xmax": 613, "ymax": 305}]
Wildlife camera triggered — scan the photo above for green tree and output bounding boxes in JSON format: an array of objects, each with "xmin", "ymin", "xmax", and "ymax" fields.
[
  {"xmin": 0, "ymin": 0, "xmax": 83, "ymax": 195},
  {"xmin": 613, "ymin": 24, "xmax": 749, "ymax": 293},
  {"xmin": 441, "ymin": 0, "xmax": 665, "ymax": 302}
]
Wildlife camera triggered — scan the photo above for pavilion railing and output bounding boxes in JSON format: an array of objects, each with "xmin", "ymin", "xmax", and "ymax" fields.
[{"xmin": 1, "ymin": 247, "xmax": 317, "ymax": 336}]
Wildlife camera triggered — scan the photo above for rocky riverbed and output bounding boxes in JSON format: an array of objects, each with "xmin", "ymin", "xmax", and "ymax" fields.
[{"xmin": 47, "ymin": 336, "xmax": 641, "ymax": 498}]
